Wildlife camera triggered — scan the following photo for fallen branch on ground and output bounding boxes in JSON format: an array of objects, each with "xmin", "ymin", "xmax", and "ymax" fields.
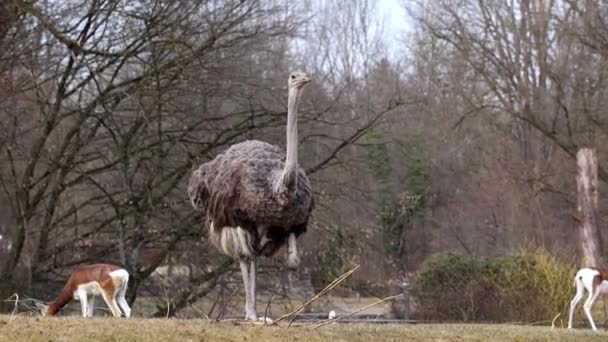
[
  {"xmin": 312, "ymin": 293, "xmax": 405, "ymax": 329},
  {"xmin": 3, "ymin": 294, "xmax": 46, "ymax": 316},
  {"xmin": 274, "ymin": 264, "xmax": 360, "ymax": 327}
]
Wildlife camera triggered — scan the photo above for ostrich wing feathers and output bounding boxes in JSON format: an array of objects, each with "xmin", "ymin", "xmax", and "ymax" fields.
[{"xmin": 188, "ymin": 140, "xmax": 314, "ymax": 236}]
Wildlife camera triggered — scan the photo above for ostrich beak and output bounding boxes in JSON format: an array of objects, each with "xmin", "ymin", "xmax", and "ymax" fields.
[{"xmin": 296, "ymin": 77, "xmax": 310, "ymax": 88}]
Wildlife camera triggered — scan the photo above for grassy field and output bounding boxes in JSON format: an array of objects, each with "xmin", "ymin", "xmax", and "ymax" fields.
[{"xmin": 0, "ymin": 316, "xmax": 607, "ymax": 342}]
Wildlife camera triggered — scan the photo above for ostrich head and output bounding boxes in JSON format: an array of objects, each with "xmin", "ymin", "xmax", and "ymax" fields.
[{"xmin": 288, "ymin": 71, "xmax": 310, "ymax": 89}]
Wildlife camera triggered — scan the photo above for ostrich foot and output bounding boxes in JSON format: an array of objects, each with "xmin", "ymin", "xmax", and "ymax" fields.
[
  {"xmin": 245, "ymin": 316, "xmax": 273, "ymax": 325},
  {"xmin": 244, "ymin": 310, "xmax": 273, "ymax": 325},
  {"xmin": 258, "ymin": 316, "xmax": 273, "ymax": 324}
]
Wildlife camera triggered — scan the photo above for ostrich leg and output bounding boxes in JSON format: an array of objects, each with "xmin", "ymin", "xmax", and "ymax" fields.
[
  {"xmin": 239, "ymin": 259, "xmax": 257, "ymax": 320},
  {"xmin": 248, "ymin": 259, "xmax": 273, "ymax": 323},
  {"xmin": 250, "ymin": 259, "xmax": 258, "ymax": 319}
]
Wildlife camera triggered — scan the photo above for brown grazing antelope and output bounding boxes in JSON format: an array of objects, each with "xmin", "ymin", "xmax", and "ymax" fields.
[
  {"xmin": 42, "ymin": 263, "xmax": 131, "ymax": 318},
  {"xmin": 568, "ymin": 267, "xmax": 608, "ymax": 331}
]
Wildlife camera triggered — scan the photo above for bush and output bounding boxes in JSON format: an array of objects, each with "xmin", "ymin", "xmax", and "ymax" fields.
[
  {"xmin": 411, "ymin": 248, "xmax": 576, "ymax": 323},
  {"xmin": 311, "ymin": 227, "xmax": 356, "ymax": 291}
]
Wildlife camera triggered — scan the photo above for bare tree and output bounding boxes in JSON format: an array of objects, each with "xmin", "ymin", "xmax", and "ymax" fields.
[
  {"xmin": 401, "ymin": 0, "xmax": 608, "ymax": 259},
  {"xmin": 0, "ymin": 0, "xmax": 410, "ymax": 315}
]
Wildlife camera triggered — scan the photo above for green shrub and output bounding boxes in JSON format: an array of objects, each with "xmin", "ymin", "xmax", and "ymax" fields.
[
  {"xmin": 311, "ymin": 228, "xmax": 356, "ymax": 290},
  {"xmin": 361, "ymin": 131, "xmax": 431, "ymax": 263},
  {"xmin": 411, "ymin": 249, "xmax": 576, "ymax": 323}
]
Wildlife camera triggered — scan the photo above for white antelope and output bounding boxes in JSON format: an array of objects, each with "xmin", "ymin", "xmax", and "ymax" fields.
[
  {"xmin": 568, "ymin": 267, "xmax": 608, "ymax": 331},
  {"xmin": 42, "ymin": 263, "xmax": 131, "ymax": 318}
]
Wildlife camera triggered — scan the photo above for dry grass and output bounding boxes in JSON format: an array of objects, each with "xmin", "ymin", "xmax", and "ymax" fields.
[{"xmin": 0, "ymin": 316, "xmax": 607, "ymax": 342}]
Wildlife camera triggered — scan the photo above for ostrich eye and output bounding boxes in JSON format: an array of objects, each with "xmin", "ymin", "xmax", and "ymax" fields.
[{"xmin": 291, "ymin": 75, "xmax": 296, "ymax": 79}]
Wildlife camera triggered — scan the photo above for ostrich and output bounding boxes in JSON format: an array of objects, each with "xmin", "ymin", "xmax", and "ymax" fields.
[{"xmin": 188, "ymin": 71, "xmax": 314, "ymax": 322}]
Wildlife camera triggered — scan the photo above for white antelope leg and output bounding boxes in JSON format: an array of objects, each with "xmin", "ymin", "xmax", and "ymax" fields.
[
  {"xmin": 101, "ymin": 291, "xmax": 122, "ymax": 317},
  {"xmin": 568, "ymin": 278, "xmax": 585, "ymax": 329},
  {"xmin": 116, "ymin": 286, "xmax": 131, "ymax": 318},
  {"xmin": 87, "ymin": 294, "xmax": 96, "ymax": 317},
  {"xmin": 76, "ymin": 288, "xmax": 88, "ymax": 318},
  {"xmin": 584, "ymin": 288, "xmax": 601, "ymax": 331}
]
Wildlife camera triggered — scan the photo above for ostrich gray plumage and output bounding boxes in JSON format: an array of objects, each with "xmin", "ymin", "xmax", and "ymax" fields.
[
  {"xmin": 187, "ymin": 71, "xmax": 313, "ymax": 322},
  {"xmin": 188, "ymin": 139, "xmax": 314, "ymax": 259}
]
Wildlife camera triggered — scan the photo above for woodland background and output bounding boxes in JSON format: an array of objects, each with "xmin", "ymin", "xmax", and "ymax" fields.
[{"xmin": 0, "ymin": 0, "xmax": 607, "ymax": 320}]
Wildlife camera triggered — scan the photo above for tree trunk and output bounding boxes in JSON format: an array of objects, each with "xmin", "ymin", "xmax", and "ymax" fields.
[{"xmin": 576, "ymin": 148, "xmax": 603, "ymax": 266}]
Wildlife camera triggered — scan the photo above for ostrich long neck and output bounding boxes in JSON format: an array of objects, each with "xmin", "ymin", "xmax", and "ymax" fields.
[{"xmin": 276, "ymin": 87, "xmax": 301, "ymax": 194}]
